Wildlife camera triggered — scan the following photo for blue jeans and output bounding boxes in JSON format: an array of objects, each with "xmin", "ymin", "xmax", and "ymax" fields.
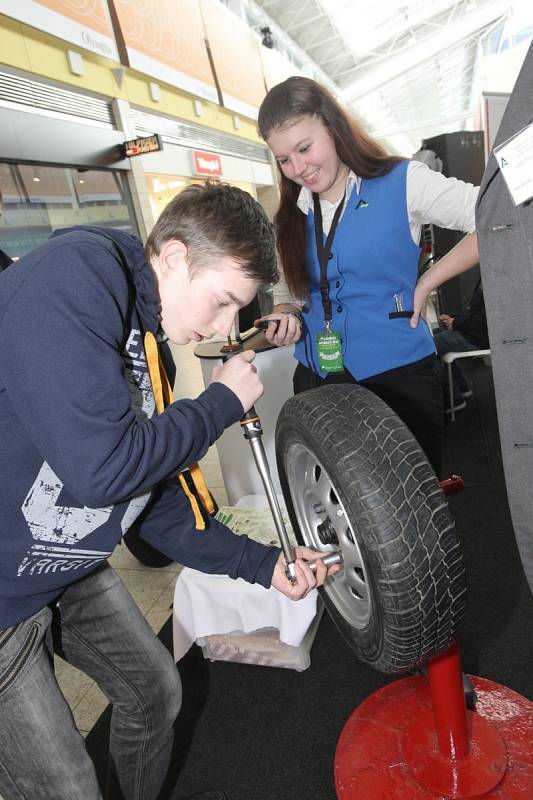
[{"xmin": 0, "ymin": 564, "xmax": 181, "ymax": 800}]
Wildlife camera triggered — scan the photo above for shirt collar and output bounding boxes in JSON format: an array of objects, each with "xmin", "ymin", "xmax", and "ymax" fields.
[{"xmin": 296, "ymin": 170, "xmax": 361, "ymax": 215}]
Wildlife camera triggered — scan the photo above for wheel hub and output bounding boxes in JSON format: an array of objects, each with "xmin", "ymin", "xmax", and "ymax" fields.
[
  {"xmin": 317, "ymin": 516, "xmax": 339, "ymax": 545},
  {"xmin": 285, "ymin": 442, "xmax": 372, "ymax": 628}
]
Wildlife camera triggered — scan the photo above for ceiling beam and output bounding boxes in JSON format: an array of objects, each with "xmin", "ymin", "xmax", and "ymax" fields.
[
  {"xmin": 374, "ymin": 109, "xmax": 475, "ymax": 138},
  {"xmin": 342, "ymin": 0, "xmax": 509, "ymax": 102},
  {"xmin": 299, "ymin": 25, "xmax": 342, "ymax": 51},
  {"xmin": 313, "ymin": 49, "xmax": 353, "ymax": 69},
  {"xmin": 279, "ymin": 8, "xmax": 330, "ymax": 34}
]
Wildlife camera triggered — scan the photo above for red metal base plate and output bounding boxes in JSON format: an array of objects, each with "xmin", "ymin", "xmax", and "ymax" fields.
[{"xmin": 334, "ymin": 675, "xmax": 533, "ymax": 799}]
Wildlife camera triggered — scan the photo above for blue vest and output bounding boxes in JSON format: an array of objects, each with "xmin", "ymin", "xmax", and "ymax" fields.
[{"xmin": 295, "ymin": 160, "xmax": 435, "ymax": 380}]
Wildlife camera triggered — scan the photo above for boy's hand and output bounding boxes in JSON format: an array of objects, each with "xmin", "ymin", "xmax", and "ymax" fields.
[
  {"xmin": 211, "ymin": 350, "xmax": 263, "ymax": 413},
  {"xmin": 271, "ymin": 546, "xmax": 342, "ymax": 601}
]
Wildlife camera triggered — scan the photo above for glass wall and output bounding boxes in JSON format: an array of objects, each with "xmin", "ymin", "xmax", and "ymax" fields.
[{"xmin": 0, "ymin": 162, "xmax": 138, "ymax": 259}]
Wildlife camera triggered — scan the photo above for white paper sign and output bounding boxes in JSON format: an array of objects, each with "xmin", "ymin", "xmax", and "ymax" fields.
[{"xmin": 494, "ymin": 121, "xmax": 533, "ymax": 206}]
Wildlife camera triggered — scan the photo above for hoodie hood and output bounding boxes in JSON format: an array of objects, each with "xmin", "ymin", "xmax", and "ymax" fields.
[{"xmin": 50, "ymin": 226, "xmax": 161, "ymax": 334}]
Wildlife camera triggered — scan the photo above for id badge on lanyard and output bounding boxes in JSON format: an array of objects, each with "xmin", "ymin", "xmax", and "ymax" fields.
[
  {"xmin": 313, "ymin": 192, "xmax": 346, "ymax": 373},
  {"xmin": 317, "ymin": 328, "xmax": 344, "ymax": 372}
]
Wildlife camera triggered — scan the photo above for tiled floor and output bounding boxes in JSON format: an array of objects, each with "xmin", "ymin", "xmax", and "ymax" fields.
[{"xmin": 54, "ymin": 340, "xmax": 229, "ymax": 736}]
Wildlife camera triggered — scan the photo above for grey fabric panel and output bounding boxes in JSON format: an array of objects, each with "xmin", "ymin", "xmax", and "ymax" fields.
[{"xmin": 476, "ymin": 40, "xmax": 533, "ymax": 593}]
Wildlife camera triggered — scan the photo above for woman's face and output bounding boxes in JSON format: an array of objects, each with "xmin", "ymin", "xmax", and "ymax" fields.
[{"xmin": 266, "ymin": 114, "xmax": 348, "ymax": 201}]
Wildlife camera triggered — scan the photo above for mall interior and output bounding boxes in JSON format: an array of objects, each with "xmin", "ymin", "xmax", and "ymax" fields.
[{"xmin": 1, "ymin": 2, "xmax": 533, "ymax": 799}]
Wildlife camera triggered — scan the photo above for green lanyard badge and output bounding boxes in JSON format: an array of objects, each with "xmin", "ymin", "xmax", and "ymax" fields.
[{"xmin": 317, "ymin": 329, "xmax": 344, "ymax": 373}]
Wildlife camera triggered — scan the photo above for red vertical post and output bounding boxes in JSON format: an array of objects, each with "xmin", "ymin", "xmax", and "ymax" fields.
[{"xmin": 426, "ymin": 642, "xmax": 470, "ymax": 760}]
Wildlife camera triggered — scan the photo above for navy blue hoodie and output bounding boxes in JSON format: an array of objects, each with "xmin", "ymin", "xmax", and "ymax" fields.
[{"xmin": 0, "ymin": 226, "xmax": 280, "ymax": 627}]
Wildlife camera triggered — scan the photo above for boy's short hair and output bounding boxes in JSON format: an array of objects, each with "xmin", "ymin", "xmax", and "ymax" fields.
[{"xmin": 145, "ymin": 182, "xmax": 278, "ymax": 285}]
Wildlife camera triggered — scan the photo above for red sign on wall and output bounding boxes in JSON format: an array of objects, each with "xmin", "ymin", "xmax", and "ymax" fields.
[{"xmin": 192, "ymin": 150, "xmax": 223, "ymax": 176}]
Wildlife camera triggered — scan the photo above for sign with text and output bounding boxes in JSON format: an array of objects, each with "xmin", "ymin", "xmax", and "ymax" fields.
[
  {"xmin": 122, "ymin": 134, "xmax": 163, "ymax": 158},
  {"xmin": 192, "ymin": 150, "xmax": 223, "ymax": 176},
  {"xmin": 494, "ymin": 121, "xmax": 533, "ymax": 206},
  {"xmin": 0, "ymin": 0, "xmax": 118, "ymax": 60}
]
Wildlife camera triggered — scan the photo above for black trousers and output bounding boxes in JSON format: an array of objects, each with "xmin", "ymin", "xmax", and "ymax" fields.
[{"xmin": 293, "ymin": 355, "xmax": 445, "ymax": 479}]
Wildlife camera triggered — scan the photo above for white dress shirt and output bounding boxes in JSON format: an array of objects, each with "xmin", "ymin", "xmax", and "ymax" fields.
[{"xmin": 273, "ymin": 160, "xmax": 479, "ymax": 306}]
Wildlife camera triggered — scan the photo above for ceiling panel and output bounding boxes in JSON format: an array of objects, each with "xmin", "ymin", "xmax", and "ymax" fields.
[{"xmin": 253, "ymin": 0, "xmax": 525, "ymax": 154}]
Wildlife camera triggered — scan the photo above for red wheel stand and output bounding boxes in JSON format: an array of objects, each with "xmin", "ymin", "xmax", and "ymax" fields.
[
  {"xmin": 335, "ymin": 643, "xmax": 533, "ymax": 798},
  {"xmin": 335, "ymin": 476, "xmax": 533, "ymax": 798}
]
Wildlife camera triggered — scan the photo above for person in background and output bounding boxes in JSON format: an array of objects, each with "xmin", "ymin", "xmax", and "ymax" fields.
[
  {"xmin": 0, "ymin": 182, "xmax": 338, "ymax": 800},
  {"xmin": 255, "ymin": 76, "xmax": 480, "ymax": 478},
  {"xmin": 0, "ymin": 189, "xmax": 13, "ymax": 271},
  {"xmin": 434, "ymin": 282, "xmax": 489, "ymax": 413}
]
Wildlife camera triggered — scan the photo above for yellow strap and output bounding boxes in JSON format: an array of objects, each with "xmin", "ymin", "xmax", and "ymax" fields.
[
  {"xmin": 189, "ymin": 463, "xmax": 215, "ymax": 515},
  {"xmin": 144, "ymin": 332, "xmax": 214, "ymax": 529},
  {"xmin": 144, "ymin": 332, "xmax": 165, "ymax": 414}
]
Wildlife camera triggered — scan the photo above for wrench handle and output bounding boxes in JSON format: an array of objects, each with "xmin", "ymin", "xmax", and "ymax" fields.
[
  {"xmin": 222, "ymin": 351, "xmax": 297, "ymax": 582},
  {"xmin": 240, "ymin": 404, "xmax": 260, "ymax": 426},
  {"xmin": 306, "ymin": 551, "xmax": 343, "ymax": 574}
]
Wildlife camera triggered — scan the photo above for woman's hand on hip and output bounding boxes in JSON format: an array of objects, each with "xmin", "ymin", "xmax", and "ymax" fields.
[{"xmin": 411, "ymin": 273, "xmax": 432, "ymax": 328}]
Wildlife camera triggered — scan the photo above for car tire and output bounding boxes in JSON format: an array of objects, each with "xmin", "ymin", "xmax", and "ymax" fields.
[{"xmin": 275, "ymin": 383, "xmax": 466, "ymax": 673}]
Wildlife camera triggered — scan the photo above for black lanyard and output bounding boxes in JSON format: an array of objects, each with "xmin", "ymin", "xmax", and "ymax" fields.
[{"xmin": 312, "ymin": 191, "xmax": 346, "ymax": 323}]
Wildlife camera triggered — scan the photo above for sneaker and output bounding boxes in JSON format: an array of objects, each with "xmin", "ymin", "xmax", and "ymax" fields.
[{"xmin": 446, "ymin": 400, "xmax": 466, "ymax": 415}]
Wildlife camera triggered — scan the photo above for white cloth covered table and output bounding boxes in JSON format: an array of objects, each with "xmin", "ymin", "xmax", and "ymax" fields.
[
  {"xmin": 172, "ymin": 568, "xmax": 319, "ymax": 661},
  {"xmin": 172, "ymin": 495, "xmax": 319, "ymax": 662}
]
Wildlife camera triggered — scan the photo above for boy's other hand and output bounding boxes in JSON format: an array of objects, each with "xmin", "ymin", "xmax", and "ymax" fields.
[
  {"xmin": 271, "ymin": 546, "xmax": 342, "ymax": 600},
  {"xmin": 211, "ymin": 350, "xmax": 263, "ymax": 413},
  {"xmin": 438, "ymin": 314, "xmax": 454, "ymax": 330}
]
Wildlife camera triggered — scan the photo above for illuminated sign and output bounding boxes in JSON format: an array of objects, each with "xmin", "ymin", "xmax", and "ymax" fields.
[
  {"xmin": 192, "ymin": 150, "xmax": 223, "ymax": 176},
  {"xmin": 122, "ymin": 134, "xmax": 163, "ymax": 158}
]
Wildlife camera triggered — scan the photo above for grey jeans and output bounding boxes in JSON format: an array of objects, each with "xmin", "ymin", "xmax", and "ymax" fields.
[{"xmin": 0, "ymin": 564, "xmax": 181, "ymax": 800}]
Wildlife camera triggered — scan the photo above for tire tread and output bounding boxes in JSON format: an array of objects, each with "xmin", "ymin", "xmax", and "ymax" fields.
[{"xmin": 276, "ymin": 384, "xmax": 466, "ymax": 673}]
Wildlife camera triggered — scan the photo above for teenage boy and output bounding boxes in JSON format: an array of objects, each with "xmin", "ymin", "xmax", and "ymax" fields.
[{"xmin": 0, "ymin": 183, "xmax": 336, "ymax": 800}]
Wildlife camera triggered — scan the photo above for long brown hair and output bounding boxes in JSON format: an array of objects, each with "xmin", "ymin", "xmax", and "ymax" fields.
[{"xmin": 258, "ymin": 77, "xmax": 404, "ymax": 299}]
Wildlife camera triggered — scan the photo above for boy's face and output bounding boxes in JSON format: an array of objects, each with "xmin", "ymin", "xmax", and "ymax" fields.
[{"xmin": 152, "ymin": 240, "xmax": 260, "ymax": 345}]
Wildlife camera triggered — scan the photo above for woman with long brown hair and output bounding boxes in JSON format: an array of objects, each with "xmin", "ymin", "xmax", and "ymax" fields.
[{"xmin": 257, "ymin": 76, "xmax": 479, "ymax": 477}]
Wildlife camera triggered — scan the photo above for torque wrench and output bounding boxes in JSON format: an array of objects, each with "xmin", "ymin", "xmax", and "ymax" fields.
[
  {"xmin": 239, "ymin": 409, "xmax": 343, "ymax": 578},
  {"xmin": 239, "ymin": 406, "xmax": 298, "ymax": 583},
  {"xmin": 223, "ymin": 350, "xmax": 343, "ymax": 583},
  {"xmin": 222, "ymin": 350, "xmax": 296, "ymax": 579}
]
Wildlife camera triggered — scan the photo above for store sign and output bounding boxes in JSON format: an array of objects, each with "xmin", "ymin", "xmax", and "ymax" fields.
[
  {"xmin": 122, "ymin": 134, "xmax": 163, "ymax": 158},
  {"xmin": 192, "ymin": 150, "xmax": 223, "ymax": 176}
]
